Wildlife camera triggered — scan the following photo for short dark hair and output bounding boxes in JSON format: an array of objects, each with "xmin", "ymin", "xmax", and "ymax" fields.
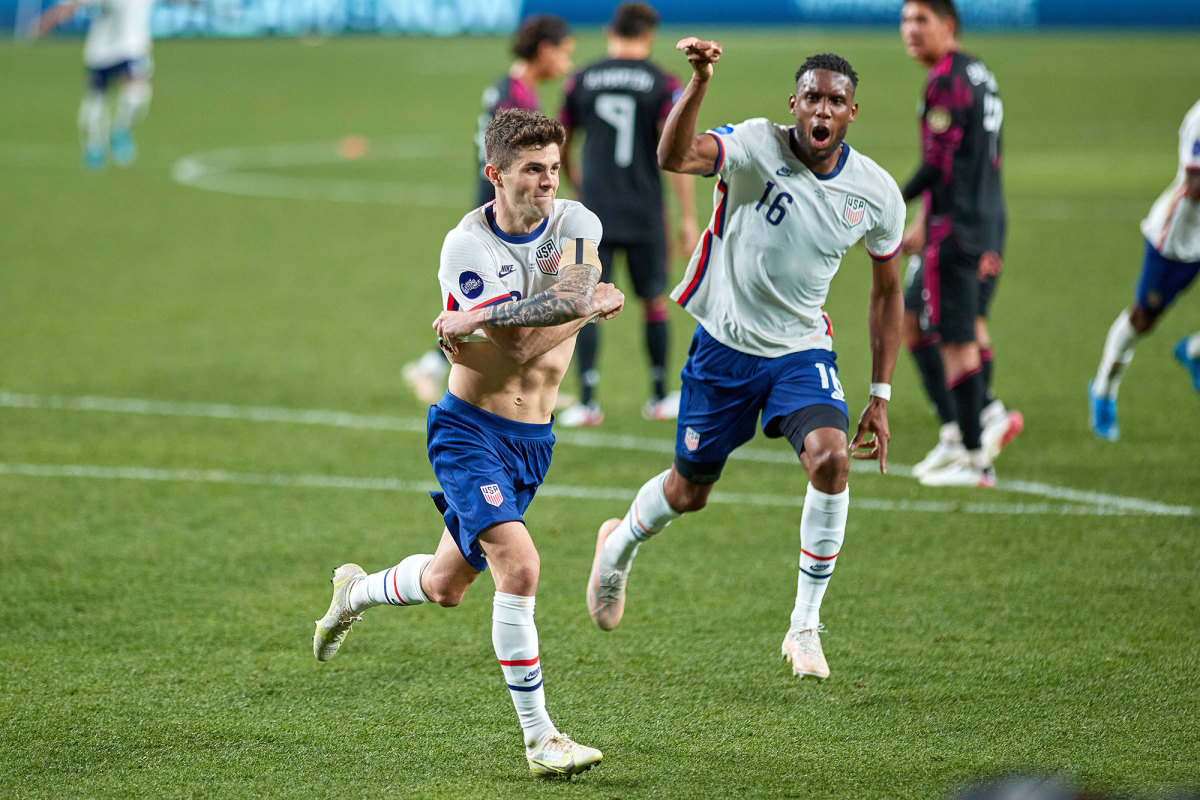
[
  {"xmin": 910, "ymin": 0, "xmax": 960, "ymax": 34},
  {"xmin": 484, "ymin": 109, "xmax": 566, "ymax": 173},
  {"xmin": 512, "ymin": 15, "xmax": 571, "ymax": 61},
  {"xmin": 610, "ymin": 2, "xmax": 659, "ymax": 38},
  {"xmin": 795, "ymin": 53, "xmax": 859, "ymax": 90}
]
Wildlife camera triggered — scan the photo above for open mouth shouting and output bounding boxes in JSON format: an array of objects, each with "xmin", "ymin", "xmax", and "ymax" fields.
[{"xmin": 810, "ymin": 123, "xmax": 833, "ymax": 150}]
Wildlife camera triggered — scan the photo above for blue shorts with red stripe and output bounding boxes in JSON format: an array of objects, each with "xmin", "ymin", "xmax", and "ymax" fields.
[
  {"xmin": 427, "ymin": 392, "xmax": 554, "ymax": 571},
  {"xmin": 674, "ymin": 325, "xmax": 849, "ymax": 466},
  {"xmin": 1135, "ymin": 238, "xmax": 1200, "ymax": 312}
]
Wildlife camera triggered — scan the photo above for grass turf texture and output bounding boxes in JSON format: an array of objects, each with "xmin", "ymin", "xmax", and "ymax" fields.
[{"xmin": 2, "ymin": 27, "xmax": 1199, "ymax": 799}]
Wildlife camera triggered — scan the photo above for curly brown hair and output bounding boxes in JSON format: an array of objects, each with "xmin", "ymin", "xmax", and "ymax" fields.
[{"xmin": 484, "ymin": 109, "xmax": 566, "ymax": 173}]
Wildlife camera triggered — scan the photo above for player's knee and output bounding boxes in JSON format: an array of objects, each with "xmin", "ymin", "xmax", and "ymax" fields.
[
  {"xmin": 665, "ymin": 477, "xmax": 710, "ymax": 513},
  {"xmin": 1130, "ymin": 305, "xmax": 1159, "ymax": 334},
  {"xmin": 806, "ymin": 444, "xmax": 849, "ymax": 487},
  {"xmin": 426, "ymin": 581, "xmax": 468, "ymax": 608},
  {"xmin": 644, "ymin": 296, "xmax": 668, "ymax": 322}
]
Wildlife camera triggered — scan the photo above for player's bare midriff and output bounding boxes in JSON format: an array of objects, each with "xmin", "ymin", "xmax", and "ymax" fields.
[{"xmin": 445, "ymin": 336, "xmax": 577, "ymax": 423}]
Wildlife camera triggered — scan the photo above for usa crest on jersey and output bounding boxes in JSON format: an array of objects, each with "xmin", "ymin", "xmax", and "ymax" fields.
[
  {"xmin": 480, "ymin": 483, "xmax": 504, "ymax": 507},
  {"xmin": 535, "ymin": 241, "xmax": 560, "ymax": 275},
  {"xmin": 843, "ymin": 196, "xmax": 866, "ymax": 227}
]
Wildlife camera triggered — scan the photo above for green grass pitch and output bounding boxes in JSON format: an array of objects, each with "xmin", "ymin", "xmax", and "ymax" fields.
[{"xmin": 1, "ymin": 27, "xmax": 1198, "ymax": 799}]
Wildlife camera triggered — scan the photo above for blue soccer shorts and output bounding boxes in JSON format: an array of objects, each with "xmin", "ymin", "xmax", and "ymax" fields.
[
  {"xmin": 1134, "ymin": 239, "xmax": 1200, "ymax": 313},
  {"xmin": 674, "ymin": 325, "xmax": 850, "ymax": 476},
  {"xmin": 426, "ymin": 392, "xmax": 554, "ymax": 572}
]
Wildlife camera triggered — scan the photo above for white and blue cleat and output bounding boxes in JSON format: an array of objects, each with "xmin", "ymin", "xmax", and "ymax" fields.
[
  {"xmin": 1175, "ymin": 337, "xmax": 1200, "ymax": 395},
  {"xmin": 1087, "ymin": 379, "xmax": 1119, "ymax": 441}
]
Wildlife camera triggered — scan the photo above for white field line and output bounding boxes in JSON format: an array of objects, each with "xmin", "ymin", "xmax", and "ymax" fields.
[
  {"xmin": 1, "ymin": 390, "xmax": 1195, "ymax": 518},
  {"xmin": 0, "ymin": 462, "xmax": 1157, "ymax": 518},
  {"xmin": 170, "ymin": 138, "xmax": 467, "ymax": 207}
]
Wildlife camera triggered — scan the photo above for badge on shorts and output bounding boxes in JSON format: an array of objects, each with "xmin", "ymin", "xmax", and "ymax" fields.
[
  {"xmin": 843, "ymin": 196, "xmax": 866, "ymax": 228},
  {"xmin": 535, "ymin": 241, "xmax": 560, "ymax": 275},
  {"xmin": 684, "ymin": 426, "xmax": 701, "ymax": 452},
  {"xmin": 480, "ymin": 483, "xmax": 504, "ymax": 507},
  {"xmin": 926, "ymin": 105, "xmax": 952, "ymax": 134}
]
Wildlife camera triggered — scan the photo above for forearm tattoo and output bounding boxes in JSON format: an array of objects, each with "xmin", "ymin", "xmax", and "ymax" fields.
[{"xmin": 479, "ymin": 262, "xmax": 600, "ymax": 328}]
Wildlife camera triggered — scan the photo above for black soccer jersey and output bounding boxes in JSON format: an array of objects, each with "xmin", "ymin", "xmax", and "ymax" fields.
[
  {"xmin": 913, "ymin": 51, "xmax": 1006, "ymax": 256},
  {"xmin": 560, "ymin": 58, "xmax": 682, "ymax": 243}
]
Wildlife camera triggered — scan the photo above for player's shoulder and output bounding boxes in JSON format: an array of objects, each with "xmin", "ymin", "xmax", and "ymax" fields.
[
  {"xmin": 843, "ymin": 145, "xmax": 903, "ymax": 198},
  {"xmin": 711, "ymin": 117, "xmax": 781, "ymax": 140},
  {"xmin": 552, "ymin": 199, "xmax": 602, "ymax": 232}
]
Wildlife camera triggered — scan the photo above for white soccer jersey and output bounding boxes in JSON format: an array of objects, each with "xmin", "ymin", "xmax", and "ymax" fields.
[
  {"xmin": 438, "ymin": 200, "xmax": 603, "ymax": 340},
  {"xmin": 79, "ymin": 0, "xmax": 154, "ymax": 69},
  {"xmin": 670, "ymin": 118, "xmax": 905, "ymax": 358},
  {"xmin": 1141, "ymin": 99, "xmax": 1200, "ymax": 263}
]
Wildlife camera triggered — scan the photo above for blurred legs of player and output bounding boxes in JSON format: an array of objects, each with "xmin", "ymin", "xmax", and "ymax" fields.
[
  {"xmin": 1090, "ymin": 243, "xmax": 1200, "ymax": 440},
  {"xmin": 403, "ymin": 349, "xmax": 450, "ymax": 406},
  {"xmin": 905, "ymin": 255, "xmax": 1021, "ymax": 480},
  {"xmin": 79, "ymin": 59, "xmax": 152, "ymax": 169},
  {"xmin": 560, "ymin": 241, "xmax": 677, "ymax": 427},
  {"xmin": 111, "ymin": 77, "xmax": 151, "ymax": 166},
  {"xmin": 78, "ymin": 89, "xmax": 109, "ymax": 169}
]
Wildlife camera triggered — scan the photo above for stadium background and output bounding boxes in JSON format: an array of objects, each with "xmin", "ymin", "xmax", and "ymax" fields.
[{"xmin": 1, "ymin": 2, "xmax": 1198, "ymax": 798}]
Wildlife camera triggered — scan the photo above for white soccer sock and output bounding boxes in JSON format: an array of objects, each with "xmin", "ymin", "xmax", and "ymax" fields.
[
  {"xmin": 349, "ymin": 554, "xmax": 432, "ymax": 612},
  {"xmin": 493, "ymin": 592, "xmax": 557, "ymax": 748},
  {"xmin": 790, "ymin": 483, "xmax": 848, "ymax": 632},
  {"xmin": 113, "ymin": 80, "xmax": 151, "ymax": 131},
  {"xmin": 602, "ymin": 469, "xmax": 682, "ymax": 570},
  {"xmin": 78, "ymin": 91, "xmax": 108, "ymax": 150},
  {"xmin": 1095, "ymin": 309, "xmax": 1139, "ymax": 398}
]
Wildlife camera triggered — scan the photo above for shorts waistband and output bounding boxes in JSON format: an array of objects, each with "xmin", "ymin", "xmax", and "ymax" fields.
[{"xmin": 435, "ymin": 392, "xmax": 555, "ymax": 440}]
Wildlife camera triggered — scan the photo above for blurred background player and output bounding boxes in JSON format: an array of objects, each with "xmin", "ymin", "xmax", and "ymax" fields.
[
  {"xmin": 403, "ymin": 15, "xmax": 575, "ymax": 406},
  {"xmin": 898, "ymin": 0, "xmax": 1023, "ymax": 487},
  {"xmin": 315, "ymin": 110, "xmax": 621, "ymax": 778},
  {"xmin": 556, "ymin": 2, "xmax": 700, "ymax": 426},
  {"xmin": 1089, "ymin": 99, "xmax": 1200, "ymax": 439},
  {"xmin": 586, "ymin": 44, "xmax": 905, "ymax": 683},
  {"xmin": 29, "ymin": 0, "xmax": 156, "ymax": 170}
]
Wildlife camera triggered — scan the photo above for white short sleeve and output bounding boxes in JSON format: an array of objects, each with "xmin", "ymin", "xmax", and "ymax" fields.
[
  {"xmin": 438, "ymin": 231, "xmax": 512, "ymax": 313},
  {"xmin": 865, "ymin": 175, "xmax": 906, "ymax": 260},
  {"xmin": 706, "ymin": 118, "xmax": 771, "ymax": 177},
  {"xmin": 555, "ymin": 203, "xmax": 604, "ymax": 247},
  {"xmin": 1182, "ymin": 105, "xmax": 1200, "ymax": 172}
]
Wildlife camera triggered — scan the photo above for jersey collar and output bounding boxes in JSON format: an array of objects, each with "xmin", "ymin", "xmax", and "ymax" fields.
[
  {"xmin": 485, "ymin": 203, "xmax": 550, "ymax": 244},
  {"xmin": 811, "ymin": 141, "xmax": 852, "ymax": 181}
]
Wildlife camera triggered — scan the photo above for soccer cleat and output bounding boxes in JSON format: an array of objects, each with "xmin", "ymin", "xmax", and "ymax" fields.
[
  {"xmin": 110, "ymin": 128, "xmax": 136, "ymax": 166},
  {"xmin": 402, "ymin": 353, "xmax": 448, "ymax": 406},
  {"xmin": 526, "ymin": 733, "xmax": 603, "ymax": 778},
  {"xmin": 1087, "ymin": 380, "xmax": 1119, "ymax": 441},
  {"xmin": 911, "ymin": 438, "xmax": 966, "ymax": 479},
  {"xmin": 1174, "ymin": 337, "xmax": 1200, "ymax": 394},
  {"xmin": 982, "ymin": 409, "xmax": 1024, "ymax": 460},
  {"xmin": 83, "ymin": 144, "xmax": 105, "ymax": 170},
  {"xmin": 313, "ymin": 563, "xmax": 366, "ymax": 662},
  {"xmin": 557, "ymin": 402, "xmax": 603, "ymax": 428},
  {"xmin": 781, "ymin": 626, "xmax": 830, "ymax": 681},
  {"xmin": 586, "ymin": 518, "xmax": 627, "ymax": 631},
  {"xmin": 918, "ymin": 458, "xmax": 996, "ymax": 488},
  {"xmin": 641, "ymin": 390, "xmax": 681, "ymax": 421}
]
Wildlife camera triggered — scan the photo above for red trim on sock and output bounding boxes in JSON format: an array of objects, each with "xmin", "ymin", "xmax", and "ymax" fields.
[
  {"xmin": 391, "ymin": 568, "xmax": 408, "ymax": 606},
  {"xmin": 801, "ymin": 548, "xmax": 839, "ymax": 561},
  {"xmin": 499, "ymin": 656, "xmax": 540, "ymax": 666},
  {"xmin": 946, "ymin": 365, "xmax": 983, "ymax": 390}
]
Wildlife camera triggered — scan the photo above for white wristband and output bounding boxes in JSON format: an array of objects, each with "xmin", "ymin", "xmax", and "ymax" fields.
[{"xmin": 869, "ymin": 382, "xmax": 892, "ymax": 401}]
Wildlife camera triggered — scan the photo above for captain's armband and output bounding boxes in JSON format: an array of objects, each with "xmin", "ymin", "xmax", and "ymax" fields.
[{"xmin": 561, "ymin": 237, "xmax": 601, "ymax": 272}]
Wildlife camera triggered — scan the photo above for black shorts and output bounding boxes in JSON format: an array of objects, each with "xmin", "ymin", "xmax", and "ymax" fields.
[
  {"xmin": 599, "ymin": 238, "xmax": 668, "ymax": 300},
  {"xmin": 917, "ymin": 237, "xmax": 1000, "ymax": 343}
]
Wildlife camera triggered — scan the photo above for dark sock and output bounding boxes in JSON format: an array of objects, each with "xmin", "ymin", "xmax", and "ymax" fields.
[
  {"xmin": 577, "ymin": 322, "xmax": 599, "ymax": 406},
  {"xmin": 980, "ymin": 347, "xmax": 996, "ymax": 405},
  {"xmin": 912, "ymin": 341, "xmax": 956, "ymax": 424},
  {"xmin": 949, "ymin": 370, "xmax": 985, "ymax": 450},
  {"xmin": 646, "ymin": 319, "xmax": 668, "ymax": 400}
]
